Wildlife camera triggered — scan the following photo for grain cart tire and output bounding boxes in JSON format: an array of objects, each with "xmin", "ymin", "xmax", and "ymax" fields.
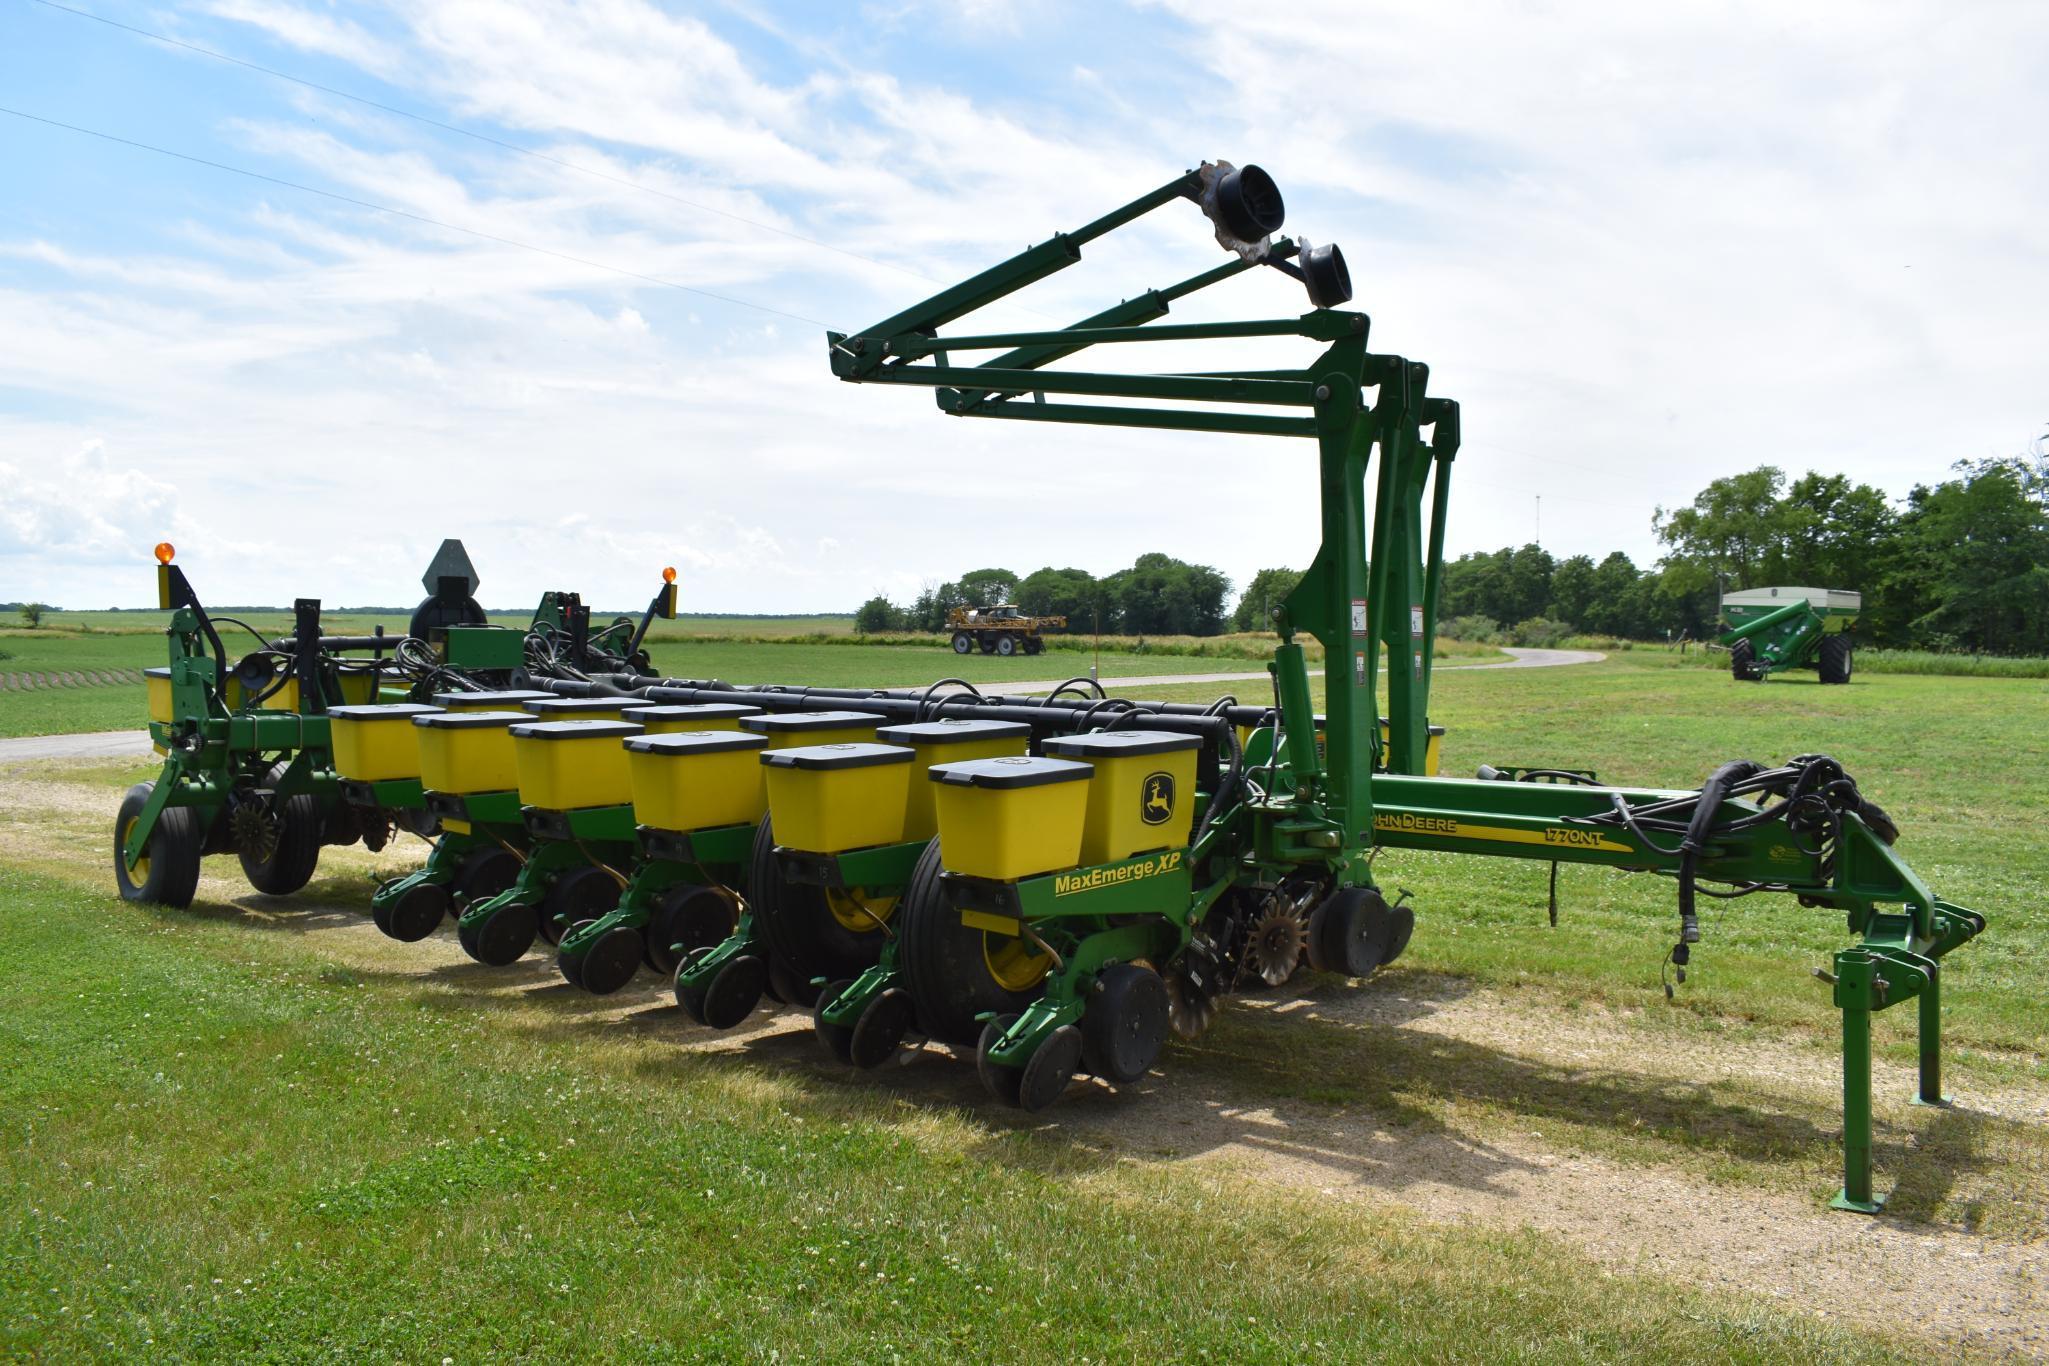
[
  {"xmin": 644, "ymin": 884, "xmax": 735, "ymax": 975},
  {"xmin": 899, "ymin": 841, "xmax": 1052, "ymax": 1044},
  {"xmin": 1730, "ymin": 639, "xmax": 1761, "ymax": 681},
  {"xmin": 240, "ymin": 764, "xmax": 322, "ymax": 896},
  {"xmin": 813, "ymin": 979, "xmax": 858, "ymax": 1064},
  {"xmin": 1080, "ymin": 963, "xmax": 1169, "ymax": 1084},
  {"xmin": 385, "ymin": 882, "xmax": 451, "ymax": 943},
  {"xmin": 1308, "ymin": 886, "xmax": 1400, "ymax": 977},
  {"xmin": 453, "ymin": 847, "xmax": 520, "ymax": 908},
  {"xmin": 951, "ymin": 633, "xmax": 975, "ymax": 655},
  {"xmin": 115, "ymin": 782, "xmax": 202, "ymax": 909},
  {"xmin": 1819, "ymin": 634, "xmax": 1853, "ymax": 685},
  {"xmin": 752, "ymin": 816, "xmax": 892, "ymax": 996},
  {"xmin": 994, "ymin": 633, "xmax": 1017, "ymax": 657},
  {"xmin": 976, "ymin": 1014, "xmax": 1025, "ymax": 1106},
  {"xmin": 1018, "ymin": 1024, "xmax": 1084, "ymax": 1113}
]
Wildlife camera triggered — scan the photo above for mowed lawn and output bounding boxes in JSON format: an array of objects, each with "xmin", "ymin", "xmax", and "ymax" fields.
[{"xmin": 1, "ymin": 652, "xmax": 2041, "ymax": 1358}]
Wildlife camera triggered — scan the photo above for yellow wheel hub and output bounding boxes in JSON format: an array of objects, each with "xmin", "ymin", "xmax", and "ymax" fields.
[
  {"xmin": 983, "ymin": 931, "xmax": 1052, "ymax": 993},
  {"xmin": 120, "ymin": 815, "xmax": 150, "ymax": 882},
  {"xmin": 826, "ymin": 888, "xmax": 898, "ymax": 935}
]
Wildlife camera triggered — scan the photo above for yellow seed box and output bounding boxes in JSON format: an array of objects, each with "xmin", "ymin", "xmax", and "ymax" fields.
[
  {"xmin": 329, "ymin": 702, "xmax": 442, "ymax": 782},
  {"xmin": 625, "ymin": 730, "xmax": 770, "ymax": 833},
  {"xmin": 929, "ymin": 756, "xmax": 1093, "ymax": 881},
  {"xmin": 760, "ymin": 743, "xmax": 912, "ymax": 854},
  {"xmin": 874, "ymin": 718, "xmax": 1031, "ymax": 841},
  {"xmin": 413, "ymin": 710, "xmax": 530, "ymax": 795},
  {"xmin": 1040, "ymin": 730, "xmax": 1203, "ymax": 864},
  {"xmin": 510, "ymin": 719, "xmax": 645, "ymax": 811},
  {"xmin": 739, "ymin": 710, "xmax": 884, "ymax": 750},
  {"xmin": 620, "ymin": 703, "xmax": 760, "ymax": 735}
]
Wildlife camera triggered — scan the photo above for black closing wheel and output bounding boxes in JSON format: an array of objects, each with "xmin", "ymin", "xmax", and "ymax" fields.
[
  {"xmin": 1018, "ymin": 1024, "xmax": 1084, "ymax": 1113},
  {"xmin": 898, "ymin": 841, "xmax": 1053, "ymax": 1045},
  {"xmin": 114, "ymin": 782, "xmax": 203, "ymax": 909},
  {"xmin": 813, "ymin": 979, "xmax": 857, "ymax": 1064},
  {"xmin": 849, "ymin": 988, "xmax": 917, "ymax": 1069},
  {"xmin": 674, "ymin": 947, "xmax": 713, "ymax": 1023},
  {"xmin": 470, "ymin": 902, "xmax": 538, "ymax": 966},
  {"xmin": 240, "ymin": 764, "xmax": 322, "ymax": 896},
  {"xmin": 539, "ymin": 866, "xmax": 620, "ymax": 947},
  {"xmin": 750, "ymin": 817, "xmax": 891, "ymax": 1000},
  {"xmin": 1080, "ymin": 964, "xmax": 1169, "ymax": 1085},
  {"xmin": 644, "ymin": 883, "xmax": 738, "ymax": 975},
  {"xmin": 977, "ymin": 1013, "xmax": 1024, "ymax": 1107},
  {"xmin": 951, "ymin": 632, "xmax": 974, "ymax": 655},
  {"xmin": 575, "ymin": 925, "xmax": 645, "ymax": 996},
  {"xmin": 1309, "ymin": 887, "xmax": 1404, "ymax": 978},
  {"xmin": 452, "ymin": 847, "xmax": 520, "ymax": 907},
  {"xmin": 385, "ymin": 881, "xmax": 451, "ymax": 942},
  {"xmin": 700, "ymin": 954, "xmax": 769, "ymax": 1030},
  {"xmin": 1819, "ymin": 633, "xmax": 1853, "ymax": 685}
]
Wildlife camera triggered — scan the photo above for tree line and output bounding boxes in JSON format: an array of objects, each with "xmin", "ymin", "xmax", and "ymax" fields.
[
  {"xmin": 1441, "ymin": 454, "xmax": 2048, "ymax": 655},
  {"xmin": 856, "ymin": 449, "xmax": 2048, "ymax": 655}
]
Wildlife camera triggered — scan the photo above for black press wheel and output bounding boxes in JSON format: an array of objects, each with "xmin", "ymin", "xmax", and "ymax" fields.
[
  {"xmin": 114, "ymin": 782, "xmax": 203, "ymax": 909},
  {"xmin": 644, "ymin": 883, "xmax": 738, "ymax": 975},
  {"xmin": 1819, "ymin": 634, "xmax": 1853, "ymax": 685},
  {"xmin": 384, "ymin": 881, "xmax": 451, "ymax": 942},
  {"xmin": 239, "ymin": 765, "xmax": 322, "ymax": 896},
  {"xmin": 976, "ymin": 1013, "xmax": 1024, "ymax": 1106},
  {"xmin": 1079, "ymin": 964, "xmax": 1169, "ymax": 1085},
  {"xmin": 750, "ymin": 818, "xmax": 892, "ymax": 998},
  {"xmin": 539, "ymin": 866, "xmax": 619, "ymax": 947},
  {"xmin": 452, "ymin": 846, "xmax": 521, "ymax": 907},
  {"xmin": 813, "ymin": 978, "xmax": 857, "ymax": 1064},
  {"xmin": 1017, "ymin": 1024, "xmax": 1084, "ymax": 1113},
  {"xmin": 1307, "ymin": 886, "xmax": 1406, "ymax": 977},
  {"xmin": 469, "ymin": 902, "xmax": 538, "ymax": 966},
  {"xmin": 898, "ymin": 841, "xmax": 1052, "ymax": 1045},
  {"xmin": 700, "ymin": 954, "xmax": 769, "ymax": 1030},
  {"xmin": 575, "ymin": 925, "xmax": 647, "ymax": 996},
  {"xmin": 951, "ymin": 632, "xmax": 975, "ymax": 655},
  {"xmin": 849, "ymin": 988, "xmax": 917, "ymax": 1069}
]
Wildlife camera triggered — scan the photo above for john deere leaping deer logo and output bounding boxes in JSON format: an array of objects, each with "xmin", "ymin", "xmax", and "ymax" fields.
[{"xmin": 1140, "ymin": 771, "xmax": 1175, "ymax": 825}]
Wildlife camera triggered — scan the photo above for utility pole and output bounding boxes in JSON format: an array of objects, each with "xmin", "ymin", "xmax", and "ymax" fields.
[{"xmin": 1535, "ymin": 494, "xmax": 1541, "ymax": 547}]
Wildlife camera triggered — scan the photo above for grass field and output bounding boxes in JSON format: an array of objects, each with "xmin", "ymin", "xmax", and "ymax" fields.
[{"xmin": 2, "ymin": 654, "xmax": 2044, "ymax": 1357}]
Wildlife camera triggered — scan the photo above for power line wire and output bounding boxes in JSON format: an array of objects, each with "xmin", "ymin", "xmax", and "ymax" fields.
[
  {"xmin": 25, "ymin": 0, "xmax": 943, "ymax": 290},
  {"xmin": 0, "ymin": 103, "xmax": 833, "ymax": 328}
]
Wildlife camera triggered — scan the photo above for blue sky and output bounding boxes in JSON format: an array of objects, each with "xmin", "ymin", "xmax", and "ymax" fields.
[{"xmin": 2, "ymin": 0, "xmax": 2044, "ymax": 611}]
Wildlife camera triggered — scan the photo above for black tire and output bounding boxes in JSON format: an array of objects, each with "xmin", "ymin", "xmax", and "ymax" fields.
[
  {"xmin": 897, "ymin": 841, "xmax": 1050, "ymax": 1044},
  {"xmin": 849, "ymin": 988, "xmax": 916, "ymax": 1069},
  {"xmin": 239, "ymin": 766, "xmax": 322, "ymax": 896},
  {"xmin": 700, "ymin": 954, "xmax": 768, "ymax": 1030},
  {"xmin": 813, "ymin": 978, "xmax": 857, "ymax": 1064},
  {"xmin": 1079, "ymin": 964, "xmax": 1169, "ymax": 1084},
  {"xmin": 539, "ymin": 866, "xmax": 619, "ymax": 946},
  {"xmin": 470, "ymin": 902, "xmax": 538, "ymax": 966},
  {"xmin": 1023, "ymin": 638, "xmax": 1044, "ymax": 656},
  {"xmin": 993, "ymin": 633, "xmax": 1017, "ymax": 657},
  {"xmin": 644, "ymin": 883, "xmax": 736, "ymax": 974},
  {"xmin": 751, "ymin": 817, "xmax": 892, "ymax": 995},
  {"xmin": 114, "ymin": 782, "xmax": 202, "ymax": 909},
  {"xmin": 1818, "ymin": 634, "xmax": 1853, "ymax": 685},
  {"xmin": 1018, "ymin": 1024, "xmax": 1084, "ymax": 1113},
  {"xmin": 384, "ymin": 881, "xmax": 450, "ymax": 942},
  {"xmin": 1308, "ymin": 886, "xmax": 1401, "ymax": 977},
  {"xmin": 1730, "ymin": 638, "xmax": 1760, "ymax": 681},
  {"xmin": 951, "ymin": 633, "xmax": 975, "ymax": 655},
  {"xmin": 452, "ymin": 847, "xmax": 520, "ymax": 907},
  {"xmin": 573, "ymin": 925, "xmax": 644, "ymax": 996},
  {"xmin": 978, "ymin": 637, "xmax": 997, "ymax": 655},
  {"xmin": 977, "ymin": 1013, "xmax": 1025, "ymax": 1106}
]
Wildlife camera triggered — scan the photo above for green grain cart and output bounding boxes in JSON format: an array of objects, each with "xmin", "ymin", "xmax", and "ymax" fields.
[{"xmin": 1720, "ymin": 586, "xmax": 1860, "ymax": 683}]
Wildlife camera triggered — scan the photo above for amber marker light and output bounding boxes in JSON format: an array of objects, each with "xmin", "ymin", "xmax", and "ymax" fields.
[
  {"xmin": 662, "ymin": 566, "xmax": 678, "ymax": 583},
  {"xmin": 154, "ymin": 542, "xmax": 176, "ymax": 564}
]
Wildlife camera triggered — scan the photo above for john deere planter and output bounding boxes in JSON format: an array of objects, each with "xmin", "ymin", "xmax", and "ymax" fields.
[{"xmin": 117, "ymin": 158, "xmax": 1989, "ymax": 1215}]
